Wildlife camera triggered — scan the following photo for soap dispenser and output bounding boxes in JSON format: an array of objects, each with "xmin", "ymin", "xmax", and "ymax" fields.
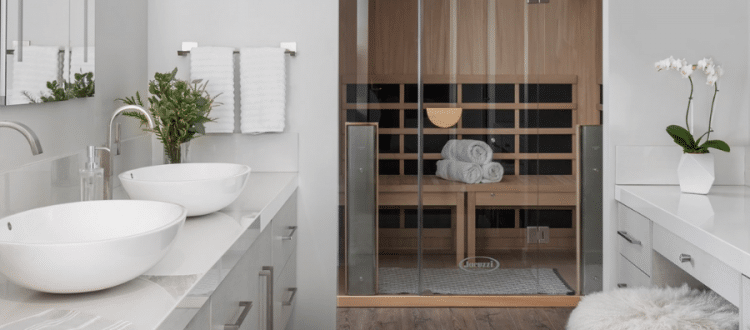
[{"xmin": 80, "ymin": 146, "xmax": 104, "ymax": 201}]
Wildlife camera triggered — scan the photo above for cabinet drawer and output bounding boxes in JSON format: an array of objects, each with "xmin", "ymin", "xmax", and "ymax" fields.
[
  {"xmin": 617, "ymin": 254, "xmax": 650, "ymax": 289},
  {"xmin": 272, "ymin": 193, "xmax": 298, "ymax": 280},
  {"xmin": 617, "ymin": 204, "xmax": 652, "ymax": 275},
  {"xmin": 653, "ymin": 223, "xmax": 740, "ymax": 306},
  {"xmin": 211, "ymin": 227, "xmax": 271, "ymax": 330},
  {"xmin": 274, "ymin": 252, "xmax": 297, "ymax": 330}
]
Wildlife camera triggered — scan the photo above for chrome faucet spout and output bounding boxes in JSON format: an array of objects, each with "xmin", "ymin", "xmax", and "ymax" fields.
[
  {"xmin": 102, "ymin": 105, "xmax": 155, "ymax": 200},
  {"xmin": 107, "ymin": 105, "xmax": 155, "ymax": 152},
  {"xmin": 0, "ymin": 121, "xmax": 43, "ymax": 155}
]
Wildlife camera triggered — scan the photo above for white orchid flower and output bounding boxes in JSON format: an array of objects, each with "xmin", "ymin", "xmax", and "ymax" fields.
[
  {"xmin": 679, "ymin": 65, "xmax": 694, "ymax": 78},
  {"xmin": 716, "ymin": 65, "xmax": 724, "ymax": 76},
  {"xmin": 704, "ymin": 64, "xmax": 716, "ymax": 76},
  {"xmin": 696, "ymin": 58, "xmax": 709, "ymax": 71},
  {"xmin": 707, "ymin": 73, "xmax": 718, "ymax": 85},
  {"xmin": 669, "ymin": 56, "xmax": 683, "ymax": 70},
  {"xmin": 655, "ymin": 59, "xmax": 670, "ymax": 71}
]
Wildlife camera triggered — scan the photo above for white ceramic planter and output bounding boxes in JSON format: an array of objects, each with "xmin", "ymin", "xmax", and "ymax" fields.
[{"xmin": 677, "ymin": 153, "xmax": 715, "ymax": 194}]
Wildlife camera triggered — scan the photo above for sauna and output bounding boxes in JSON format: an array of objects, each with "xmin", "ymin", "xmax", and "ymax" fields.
[{"xmin": 338, "ymin": 0, "xmax": 602, "ymax": 306}]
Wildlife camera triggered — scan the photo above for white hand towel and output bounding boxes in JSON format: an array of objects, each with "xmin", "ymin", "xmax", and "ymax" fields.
[
  {"xmin": 0, "ymin": 309, "xmax": 133, "ymax": 329},
  {"xmin": 480, "ymin": 162, "xmax": 504, "ymax": 183},
  {"xmin": 441, "ymin": 139, "xmax": 493, "ymax": 165},
  {"xmin": 8, "ymin": 46, "xmax": 60, "ymax": 105},
  {"xmin": 436, "ymin": 159, "xmax": 483, "ymax": 184},
  {"xmin": 190, "ymin": 46, "xmax": 235, "ymax": 133},
  {"xmin": 69, "ymin": 46, "xmax": 96, "ymax": 82},
  {"xmin": 240, "ymin": 47, "xmax": 286, "ymax": 134}
]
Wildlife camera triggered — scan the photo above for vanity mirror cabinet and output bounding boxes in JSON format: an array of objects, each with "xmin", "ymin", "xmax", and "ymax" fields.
[
  {"xmin": 0, "ymin": 0, "xmax": 95, "ymax": 105},
  {"xmin": 183, "ymin": 193, "xmax": 298, "ymax": 330}
]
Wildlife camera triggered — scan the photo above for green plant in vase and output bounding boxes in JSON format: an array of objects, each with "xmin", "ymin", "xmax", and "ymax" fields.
[
  {"xmin": 117, "ymin": 67, "xmax": 216, "ymax": 163},
  {"xmin": 24, "ymin": 71, "xmax": 95, "ymax": 103}
]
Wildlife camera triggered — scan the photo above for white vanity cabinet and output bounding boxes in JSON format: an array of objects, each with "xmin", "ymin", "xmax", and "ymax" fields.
[
  {"xmin": 185, "ymin": 191, "xmax": 298, "ymax": 330},
  {"xmin": 742, "ymin": 275, "xmax": 750, "ymax": 330},
  {"xmin": 616, "ymin": 204, "xmax": 653, "ymax": 288}
]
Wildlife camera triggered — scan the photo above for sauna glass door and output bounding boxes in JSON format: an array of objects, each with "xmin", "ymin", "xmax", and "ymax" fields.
[
  {"xmin": 339, "ymin": 0, "xmax": 591, "ymax": 297},
  {"xmin": 413, "ymin": 0, "xmax": 545, "ymax": 296}
]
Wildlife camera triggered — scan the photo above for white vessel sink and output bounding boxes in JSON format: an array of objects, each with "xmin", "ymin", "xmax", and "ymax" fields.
[
  {"xmin": 119, "ymin": 163, "xmax": 251, "ymax": 217},
  {"xmin": 0, "ymin": 200, "xmax": 186, "ymax": 294}
]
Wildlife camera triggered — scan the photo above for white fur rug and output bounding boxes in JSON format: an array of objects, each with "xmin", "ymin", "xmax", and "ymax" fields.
[{"xmin": 567, "ymin": 285, "xmax": 739, "ymax": 330}]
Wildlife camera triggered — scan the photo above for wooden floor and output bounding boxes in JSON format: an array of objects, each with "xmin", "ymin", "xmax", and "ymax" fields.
[{"xmin": 337, "ymin": 307, "xmax": 573, "ymax": 330}]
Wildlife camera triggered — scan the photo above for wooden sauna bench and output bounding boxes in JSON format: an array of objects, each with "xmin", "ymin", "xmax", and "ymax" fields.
[{"xmin": 378, "ymin": 175, "xmax": 577, "ymax": 263}]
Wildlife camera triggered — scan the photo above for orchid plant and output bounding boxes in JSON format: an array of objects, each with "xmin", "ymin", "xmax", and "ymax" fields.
[{"xmin": 655, "ymin": 56, "xmax": 729, "ymax": 154}]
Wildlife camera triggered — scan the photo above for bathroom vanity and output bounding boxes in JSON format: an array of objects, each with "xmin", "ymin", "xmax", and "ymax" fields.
[
  {"xmin": 0, "ymin": 172, "xmax": 298, "ymax": 330},
  {"xmin": 615, "ymin": 185, "xmax": 750, "ymax": 328}
]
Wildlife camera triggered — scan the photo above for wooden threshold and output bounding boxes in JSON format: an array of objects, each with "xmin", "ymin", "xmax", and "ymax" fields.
[{"xmin": 337, "ymin": 295, "xmax": 580, "ymax": 308}]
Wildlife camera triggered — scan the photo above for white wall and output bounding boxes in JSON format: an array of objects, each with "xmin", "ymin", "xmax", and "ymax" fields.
[
  {"xmin": 148, "ymin": 1, "xmax": 339, "ymax": 328},
  {"xmin": 604, "ymin": 0, "xmax": 749, "ymax": 289},
  {"xmin": 0, "ymin": 0, "xmax": 150, "ymax": 181}
]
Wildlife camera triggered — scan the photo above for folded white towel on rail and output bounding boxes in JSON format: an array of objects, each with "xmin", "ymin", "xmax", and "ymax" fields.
[
  {"xmin": 436, "ymin": 159, "xmax": 483, "ymax": 184},
  {"xmin": 8, "ymin": 46, "xmax": 60, "ymax": 105},
  {"xmin": 441, "ymin": 139, "xmax": 493, "ymax": 165},
  {"xmin": 67, "ymin": 46, "xmax": 96, "ymax": 83},
  {"xmin": 480, "ymin": 162, "xmax": 504, "ymax": 183},
  {"xmin": 190, "ymin": 46, "xmax": 235, "ymax": 133},
  {"xmin": 239, "ymin": 47, "xmax": 286, "ymax": 134},
  {"xmin": 0, "ymin": 309, "xmax": 133, "ymax": 330}
]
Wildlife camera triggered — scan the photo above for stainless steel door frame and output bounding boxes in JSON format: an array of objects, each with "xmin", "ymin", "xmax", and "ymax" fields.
[{"xmin": 345, "ymin": 123, "xmax": 379, "ymax": 295}]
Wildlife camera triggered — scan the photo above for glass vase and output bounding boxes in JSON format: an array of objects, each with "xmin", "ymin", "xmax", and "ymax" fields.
[{"xmin": 164, "ymin": 141, "xmax": 191, "ymax": 164}]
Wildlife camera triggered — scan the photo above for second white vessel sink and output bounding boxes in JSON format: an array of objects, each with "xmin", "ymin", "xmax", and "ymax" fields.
[
  {"xmin": 0, "ymin": 200, "xmax": 186, "ymax": 293},
  {"xmin": 120, "ymin": 163, "xmax": 251, "ymax": 217}
]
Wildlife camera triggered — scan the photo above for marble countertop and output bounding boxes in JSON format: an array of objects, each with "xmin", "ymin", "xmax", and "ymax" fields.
[
  {"xmin": 0, "ymin": 172, "xmax": 299, "ymax": 329},
  {"xmin": 616, "ymin": 185, "xmax": 750, "ymax": 276}
]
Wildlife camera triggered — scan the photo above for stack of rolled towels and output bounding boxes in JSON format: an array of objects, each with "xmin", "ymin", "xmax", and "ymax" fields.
[{"xmin": 436, "ymin": 139, "xmax": 505, "ymax": 184}]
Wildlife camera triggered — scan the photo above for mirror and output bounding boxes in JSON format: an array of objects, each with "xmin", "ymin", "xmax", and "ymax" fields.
[{"xmin": 1, "ymin": 0, "xmax": 95, "ymax": 105}]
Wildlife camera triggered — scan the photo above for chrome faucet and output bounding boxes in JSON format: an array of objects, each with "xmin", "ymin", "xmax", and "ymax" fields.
[
  {"xmin": 98, "ymin": 105, "xmax": 155, "ymax": 199},
  {"xmin": 0, "ymin": 121, "xmax": 43, "ymax": 155}
]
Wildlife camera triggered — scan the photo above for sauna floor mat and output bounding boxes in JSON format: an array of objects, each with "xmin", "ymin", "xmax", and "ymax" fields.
[{"xmin": 378, "ymin": 267, "xmax": 574, "ymax": 295}]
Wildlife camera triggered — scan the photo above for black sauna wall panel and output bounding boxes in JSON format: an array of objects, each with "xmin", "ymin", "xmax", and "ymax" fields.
[
  {"xmin": 346, "ymin": 109, "xmax": 400, "ymax": 128},
  {"xmin": 476, "ymin": 209, "xmax": 515, "ymax": 228},
  {"xmin": 519, "ymin": 159, "xmax": 572, "ymax": 175},
  {"xmin": 519, "ymin": 110, "xmax": 572, "ymax": 128},
  {"xmin": 404, "ymin": 109, "xmax": 439, "ymax": 129},
  {"xmin": 404, "ymin": 84, "xmax": 457, "ymax": 103},
  {"xmin": 404, "ymin": 135, "xmax": 451, "ymax": 154},
  {"xmin": 500, "ymin": 160, "xmax": 515, "ymax": 176},
  {"xmin": 462, "ymin": 110, "xmax": 515, "ymax": 128},
  {"xmin": 404, "ymin": 159, "xmax": 438, "ymax": 175},
  {"xmin": 519, "ymin": 209, "xmax": 574, "ymax": 228},
  {"xmin": 520, "ymin": 84, "xmax": 573, "ymax": 103},
  {"xmin": 519, "ymin": 135, "xmax": 572, "ymax": 153},
  {"xmin": 405, "ymin": 209, "xmax": 452, "ymax": 228},
  {"xmin": 379, "ymin": 208, "xmax": 401, "ymax": 228},
  {"xmin": 462, "ymin": 84, "xmax": 515, "ymax": 103},
  {"xmin": 379, "ymin": 159, "xmax": 400, "ymax": 175},
  {"xmin": 346, "ymin": 84, "xmax": 400, "ymax": 103},
  {"xmin": 379, "ymin": 135, "xmax": 400, "ymax": 153},
  {"xmin": 462, "ymin": 134, "xmax": 515, "ymax": 153}
]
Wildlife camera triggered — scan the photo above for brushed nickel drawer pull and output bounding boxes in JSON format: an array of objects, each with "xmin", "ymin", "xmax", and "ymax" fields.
[
  {"xmin": 282, "ymin": 226, "xmax": 297, "ymax": 240},
  {"xmin": 283, "ymin": 287, "xmax": 298, "ymax": 306},
  {"xmin": 617, "ymin": 283, "xmax": 627, "ymax": 288},
  {"xmin": 617, "ymin": 231, "xmax": 642, "ymax": 245},
  {"xmin": 259, "ymin": 266, "xmax": 274, "ymax": 330},
  {"xmin": 679, "ymin": 254, "xmax": 692, "ymax": 263},
  {"xmin": 224, "ymin": 301, "xmax": 253, "ymax": 330}
]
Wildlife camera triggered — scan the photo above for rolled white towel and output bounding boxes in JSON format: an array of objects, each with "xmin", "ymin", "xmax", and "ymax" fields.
[
  {"xmin": 481, "ymin": 162, "xmax": 504, "ymax": 183},
  {"xmin": 441, "ymin": 139, "xmax": 493, "ymax": 165},
  {"xmin": 0, "ymin": 309, "xmax": 133, "ymax": 329},
  {"xmin": 436, "ymin": 159, "xmax": 482, "ymax": 184}
]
